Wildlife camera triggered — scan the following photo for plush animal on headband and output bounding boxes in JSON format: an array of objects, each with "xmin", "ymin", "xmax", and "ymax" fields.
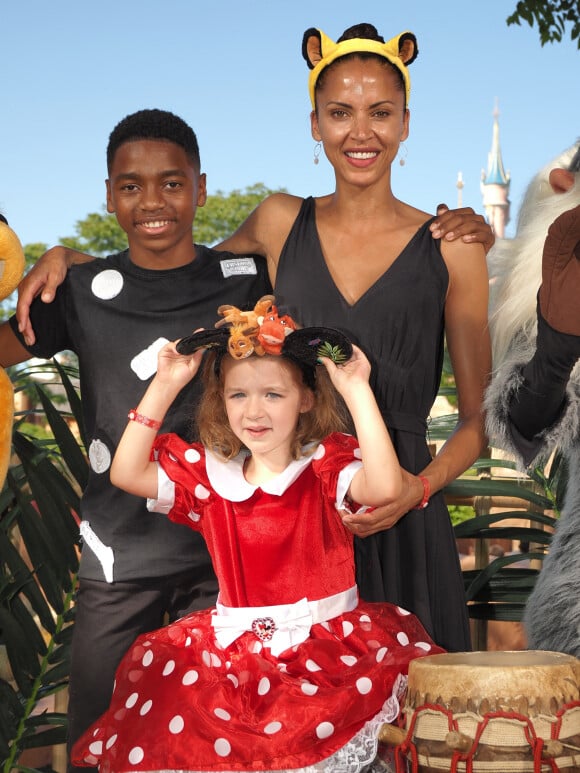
[
  {"xmin": 0, "ymin": 216, "xmax": 26, "ymax": 488},
  {"xmin": 176, "ymin": 298, "xmax": 352, "ymax": 379}
]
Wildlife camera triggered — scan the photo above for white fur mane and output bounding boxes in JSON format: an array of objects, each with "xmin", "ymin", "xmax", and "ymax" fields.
[{"xmin": 488, "ymin": 143, "xmax": 580, "ymax": 367}]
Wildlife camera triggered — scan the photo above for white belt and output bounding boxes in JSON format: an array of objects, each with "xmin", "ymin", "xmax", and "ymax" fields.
[{"xmin": 211, "ymin": 585, "xmax": 358, "ymax": 657}]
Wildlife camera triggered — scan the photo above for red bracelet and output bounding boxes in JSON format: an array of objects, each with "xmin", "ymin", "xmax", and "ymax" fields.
[
  {"xmin": 128, "ymin": 409, "xmax": 162, "ymax": 430},
  {"xmin": 416, "ymin": 475, "xmax": 430, "ymax": 509}
]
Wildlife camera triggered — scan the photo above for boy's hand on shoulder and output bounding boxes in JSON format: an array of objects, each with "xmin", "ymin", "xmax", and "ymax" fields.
[{"xmin": 430, "ymin": 204, "xmax": 495, "ymax": 254}]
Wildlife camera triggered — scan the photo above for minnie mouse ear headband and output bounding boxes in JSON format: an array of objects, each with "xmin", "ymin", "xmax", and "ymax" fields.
[
  {"xmin": 302, "ymin": 27, "xmax": 418, "ymax": 109},
  {"xmin": 176, "ymin": 295, "xmax": 353, "ymax": 388}
]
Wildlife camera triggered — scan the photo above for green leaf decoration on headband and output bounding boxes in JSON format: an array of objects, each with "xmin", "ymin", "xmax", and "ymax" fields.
[{"xmin": 317, "ymin": 341, "xmax": 348, "ymax": 364}]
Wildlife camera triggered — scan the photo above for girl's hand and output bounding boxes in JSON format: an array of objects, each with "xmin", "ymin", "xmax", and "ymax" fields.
[
  {"xmin": 318, "ymin": 344, "xmax": 371, "ymax": 395},
  {"xmin": 155, "ymin": 339, "xmax": 205, "ymax": 390}
]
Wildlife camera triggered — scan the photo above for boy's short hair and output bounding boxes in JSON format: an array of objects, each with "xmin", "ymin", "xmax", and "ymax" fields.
[{"xmin": 106, "ymin": 109, "xmax": 201, "ymax": 172}]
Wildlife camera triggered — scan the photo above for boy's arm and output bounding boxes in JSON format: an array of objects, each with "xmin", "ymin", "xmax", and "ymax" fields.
[
  {"xmin": 0, "ymin": 320, "xmax": 35, "ymax": 367},
  {"xmin": 430, "ymin": 204, "xmax": 495, "ymax": 253},
  {"xmin": 16, "ymin": 247, "xmax": 93, "ymax": 346}
]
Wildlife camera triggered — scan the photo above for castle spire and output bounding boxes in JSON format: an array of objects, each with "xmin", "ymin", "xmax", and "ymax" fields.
[{"xmin": 481, "ymin": 100, "xmax": 511, "ymax": 237}]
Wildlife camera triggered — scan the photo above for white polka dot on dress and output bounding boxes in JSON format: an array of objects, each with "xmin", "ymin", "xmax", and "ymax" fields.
[
  {"xmin": 356, "ymin": 677, "xmax": 373, "ymax": 694},
  {"xmin": 316, "ymin": 722, "xmax": 335, "ymax": 739},
  {"xmin": 182, "ymin": 669, "xmax": 199, "ymax": 685},
  {"xmin": 376, "ymin": 647, "xmax": 388, "ymax": 662},
  {"xmin": 169, "ymin": 715, "xmax": 185, "ymax": 734},
  {"xmin": 342, "ymin": 621, "xmax": 354, "ymax": 637},
  {"xmin": 301, "ymin": 681, "xmax": 319, "ymax": 696},
  {"xmin": 195, "ymin": 483, "xmax": 210, "ymax": 499},
  {"xmin": 264, "ymin": 721, "xmax": 282, "ymax": 735},
  {"xmin": 214, "ymin": 738, "xmax": 232, "ymax": 757},
  {"xmin": 128, "ymin": 747, "xmax": 144, "ymax": 765},
  {"xmin": 184, "ymin": 448, "xmax": 201, "ymax": 464},
  {"xmin": 105, "ymin": 734, "xmax": 117, "ymax": 750},
  {"xmin": 306, "ymin": 659, "xmax": 322, "ymax": 672},
  {"xmin": 139, "ymin": 700, "xmax": 153, "ymax": 716},
  {"xmin": 142, "ymin": 650, "xmax": 154, "ymax": 667},
  {"xmin": 214, "ymin": 708, "xmax": 231, "ymax": 721},
  {"xmin": 162, "ymin": 659, "xmax": 176, "ymax": 676},
  {"xmin": 340, "ymin": 655, "xmax": 357, "ymax": 667},
  {"xmin": 396, "ymin": 606, "xmax": 411, "ymax": 616},
  {"xmin": 227, "ymin": 674, "xmax": 239, "ymax": 688},
  {"xmin": 187, "ymin": 510, "xmax": 201, "ymax": 523},
  {"xmin": 88, "ymin": 741, "xmax": 103, "ymax": 756},
  {"xmin": 125, "ymin": 692, "xmax": 138, "ymax": 709},
  {"xmin": 397, "ymin": 632, "xmax": 410, "ymax": 646},
  {"xmin": 258, "ymin": 677, "xmax": 271, "ymax": 695},
  {"xmin": 415, "ymin": 641, "xmax": 432, "ymax": 651}
]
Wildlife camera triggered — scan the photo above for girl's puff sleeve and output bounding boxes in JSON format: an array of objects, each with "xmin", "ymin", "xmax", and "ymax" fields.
[
  {"xmin": 147, "ymin": 433, "xmax": 214, "ymax": 531},
  {"xmin": 311, "ymin": 432, "xmax": 370, "ymax": 514}
]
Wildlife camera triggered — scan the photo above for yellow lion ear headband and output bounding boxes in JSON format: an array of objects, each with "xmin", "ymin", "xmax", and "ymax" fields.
[{"xmin": 302, "ymin": 27, "xmax": 418, "ymax": 109}]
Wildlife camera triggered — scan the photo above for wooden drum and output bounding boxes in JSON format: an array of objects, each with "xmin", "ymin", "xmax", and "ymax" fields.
[{"xmin": 379, "ymin": 650, "xmax": 580, "ymax": 772}]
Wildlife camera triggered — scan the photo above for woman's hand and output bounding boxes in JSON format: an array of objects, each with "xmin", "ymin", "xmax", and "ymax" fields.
[
  {"xmin": 16, "ymin": 246, "xmax": 93, "ymax": 345},
  {"xmin": 342, "ymin": 469, "xmax": 424, "ymax": 536}
]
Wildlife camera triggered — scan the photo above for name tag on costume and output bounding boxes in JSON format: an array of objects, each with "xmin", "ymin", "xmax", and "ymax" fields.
[{"xmin": 220, "ymin": 257, "xmax": 258, "ymax": 278}]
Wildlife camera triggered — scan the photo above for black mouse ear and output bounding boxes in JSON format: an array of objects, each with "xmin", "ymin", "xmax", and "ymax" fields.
[
  {"xmin": 302, "ymin": 27, "xmax": 323, "ymax": 69},
  {"xmin": 176, "ymin": 328, "xmax": 229, "ymax": 355},
  {"xmin": 283, "ymin": 327, "xmax": 353, "ymax": 367}
]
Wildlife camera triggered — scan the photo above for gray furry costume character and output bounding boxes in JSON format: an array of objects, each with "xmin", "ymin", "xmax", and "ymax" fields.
[{"xmin": 484, "ymin": 141, "xmax": 580, "ymax": 656}]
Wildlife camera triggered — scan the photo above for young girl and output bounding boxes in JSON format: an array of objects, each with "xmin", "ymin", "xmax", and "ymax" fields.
[{"xmin": 72, "ymin": 299, "xmax": 443, "ymax": 773}]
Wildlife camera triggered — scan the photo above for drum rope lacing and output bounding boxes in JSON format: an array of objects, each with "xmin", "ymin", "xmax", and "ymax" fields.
[{"xmin": 392, "ymin": 699, "xmax": 580, "ymax": 773}]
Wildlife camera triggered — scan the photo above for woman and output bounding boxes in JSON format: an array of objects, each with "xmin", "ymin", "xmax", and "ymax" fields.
[{"xmin": 216, "ymin": 24, "xmax": 491, "ymax": 652}]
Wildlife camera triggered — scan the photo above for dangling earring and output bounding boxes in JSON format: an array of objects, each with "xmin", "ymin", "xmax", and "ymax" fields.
[
  {"xmin": 313, "ymin": 141, "xmax": 322, "ymax": 165},
  {"xmin": 398, "ymin": 143, "xmax": 408, "ymax": 167}
]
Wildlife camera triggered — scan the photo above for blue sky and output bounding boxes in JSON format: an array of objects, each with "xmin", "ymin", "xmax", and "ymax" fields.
[{"xmin": 1, "ymin": 0, "xmax": 579, "ymax": 247}]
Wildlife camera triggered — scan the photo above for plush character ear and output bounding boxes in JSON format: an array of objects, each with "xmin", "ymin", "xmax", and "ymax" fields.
[
  {"xmin": 392, "ymin": 32, "xmax": 418, "ymax": 66},
  {"xmin": 176, "ymin": 328, "xmax": 230, "ymax": 355},
  {"xmin": 302, "ymin": 27, "xmax": 322, "ymax": 69},
  {"xmin": 283, "ymin": 327, "xmax": 353, "ymax": 367}
]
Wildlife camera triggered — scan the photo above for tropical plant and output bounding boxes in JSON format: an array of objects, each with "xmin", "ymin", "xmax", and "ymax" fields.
[
  {"xmin": 430, "ymin": 352, "xmax": 560, "ymax": 632},
  {"xmin": 0, "ymin": 360, "xmax": 86, "ymax": 773}
]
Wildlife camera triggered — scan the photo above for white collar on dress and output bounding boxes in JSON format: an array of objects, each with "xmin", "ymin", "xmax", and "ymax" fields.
[{"xmin": 205, "ymin": 443, "xmax": 319, "ymax": 501}]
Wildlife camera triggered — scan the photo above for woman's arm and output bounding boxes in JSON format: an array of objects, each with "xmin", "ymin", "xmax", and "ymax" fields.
[
  {"xmin": 16, "ymin": 247, "xmax": 93, "ymax": 346},
  {"xmin": 110, "ymin": 344, "xmax": 204, "ymax": 499},
  {"xmin": 343, "ymin": 239, "xmax": 490, "ymax": 536},
  {"xmin": 216, "ymin": 193, "xmax": 303, "ymax": 285},
  {"xmin": 320, "ymin": 346, "xmax": 403, "ymax": 506},
  {"xmin": 423, "ymin": 239, "xmax": 491, "ymax": 487}
]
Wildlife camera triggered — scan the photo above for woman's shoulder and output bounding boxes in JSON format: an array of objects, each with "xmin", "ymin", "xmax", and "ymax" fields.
[{"xmin": 258, "ymin": 192, "xmax": 305, "ymax": 220}]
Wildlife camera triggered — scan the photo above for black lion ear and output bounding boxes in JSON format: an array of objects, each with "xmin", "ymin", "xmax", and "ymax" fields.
[
  {"xmin": 302, "ymin": 27, "xmax": 322, "ymax": 69},
  {"xmin": 283, "ymin": 327, "xmax": 353, "ymax": 367},
  {"xmin": 397, "ymin": 32, "xmax": 418, "ymax": 65},
  {"xmin": 176, "ymin": 328, "xmax": 229, "ymax": 355}
]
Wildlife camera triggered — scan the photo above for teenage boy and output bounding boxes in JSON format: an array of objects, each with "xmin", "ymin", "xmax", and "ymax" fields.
[{"xmin": 0, "ymin": 108, "xmax": 271, "ymax": 772}]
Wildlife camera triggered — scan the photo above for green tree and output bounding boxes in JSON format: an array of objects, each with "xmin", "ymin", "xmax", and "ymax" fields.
[
  {"xmin": 195, "ymin": 183, "xmax": 285, "ymax": 245},
  {"xmin": 508, "ymin": 0, "xmax": 580, "ymax": 47}
]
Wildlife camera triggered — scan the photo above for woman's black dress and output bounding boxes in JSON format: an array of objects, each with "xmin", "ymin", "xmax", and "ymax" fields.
[{"xmin": 274, "ymin": 196, "xmax": 471, "ymax": 652}]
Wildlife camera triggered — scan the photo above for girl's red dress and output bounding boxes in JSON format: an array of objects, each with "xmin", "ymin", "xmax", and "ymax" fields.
[{"xmin": 72, "ymin": 432, "xmax": 443, "ymax": 772}]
